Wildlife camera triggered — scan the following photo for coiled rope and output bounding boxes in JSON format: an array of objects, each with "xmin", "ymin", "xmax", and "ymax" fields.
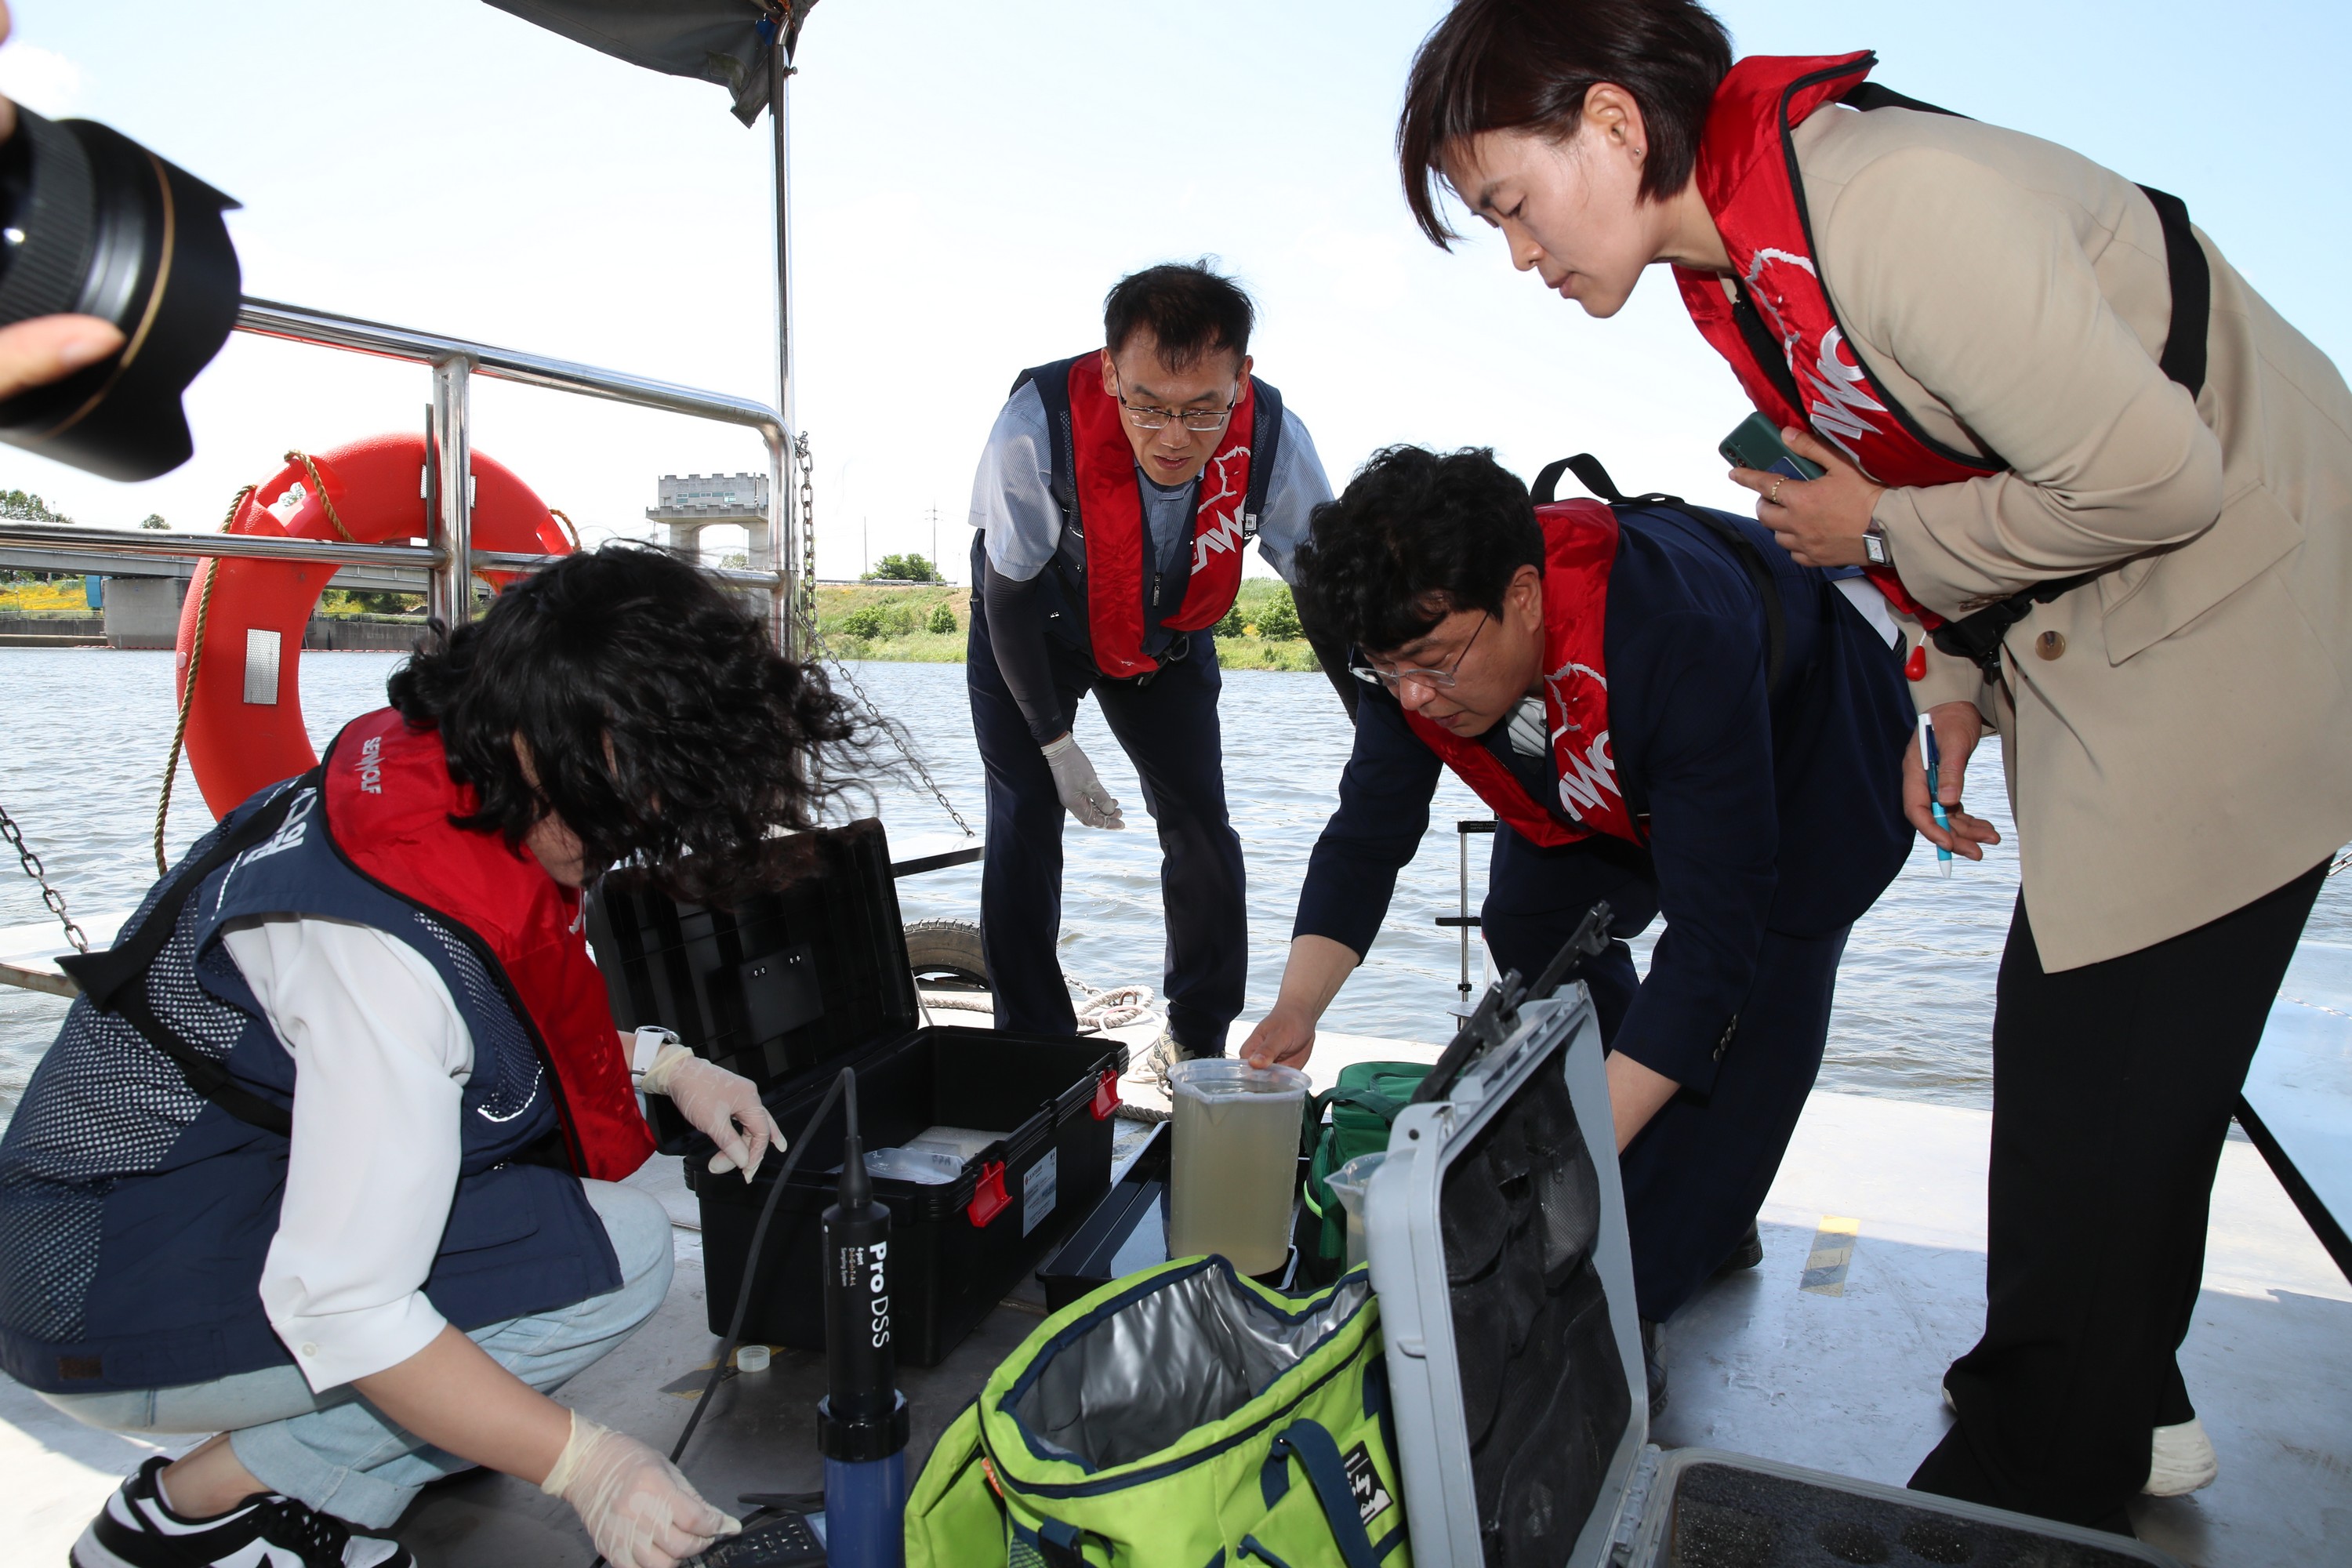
[
  {"xmin": 914, "ymin": 977, "xmax": 1160, "ymax": 1035},
  {"xmin": 1070, "ymin": 976, "xmax": 1159, "ymax": 1034}
]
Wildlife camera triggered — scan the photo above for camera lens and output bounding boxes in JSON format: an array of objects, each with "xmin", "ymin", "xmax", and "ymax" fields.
[{"xmin": 0, "ymin": 109, "xmax": 240, "ymax": 481}]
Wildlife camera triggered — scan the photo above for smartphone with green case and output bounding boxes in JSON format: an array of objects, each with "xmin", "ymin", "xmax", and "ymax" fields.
[{"xmin": 1719, "ymin": 411, "xmax": 1826, "ymax": 482}]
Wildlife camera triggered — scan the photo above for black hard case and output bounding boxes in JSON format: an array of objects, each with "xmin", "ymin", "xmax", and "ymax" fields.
[{"xmin": 585, "ymin": 820, "xmax": 1123, "ymax": 1366}]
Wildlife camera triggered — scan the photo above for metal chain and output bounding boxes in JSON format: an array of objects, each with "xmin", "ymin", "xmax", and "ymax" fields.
[
  {"xmin": 0, "ymin": 797, "xmax": 88, "ymax": 953},
  {"xmin": 793, "ymin": 431, "xmax": 818, "ymax": 629},
  {"xmin": 789, "ymin": 432, "xmax": 975, "ymax": 840}
]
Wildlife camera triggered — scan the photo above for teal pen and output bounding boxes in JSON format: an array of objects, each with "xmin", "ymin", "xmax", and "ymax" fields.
[{"xmin": 1919, "ymin": 714, "xmax": 1954, "ymax": 877}]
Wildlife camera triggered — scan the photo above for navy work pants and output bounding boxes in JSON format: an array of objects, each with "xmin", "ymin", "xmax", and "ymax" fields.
[
  {"xmin": 1482, "ymin": 827, "xmax": 1847, "ymax": 1325},
  {"xmin": 966, "ymin": 589, "xmax": 1246, "ymax": 1053},
  {"xmin": 1909, "ymin": 862, "xmax": 2325, "ymax": 1535}
]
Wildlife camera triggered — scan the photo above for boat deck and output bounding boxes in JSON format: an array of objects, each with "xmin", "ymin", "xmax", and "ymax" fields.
[{"xmin": 5, "ymin": 1029, "xmax": 2347, "ymax": 1565}]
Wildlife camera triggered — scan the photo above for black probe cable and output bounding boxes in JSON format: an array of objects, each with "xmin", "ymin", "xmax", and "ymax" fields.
[
  {"xmin": 586, "ymin": 1065, "xmax": 857, "ymax": 1568},
  {"xmin": 673, "ymin": 1064, "xmax": 855, "ymax": 1461}
]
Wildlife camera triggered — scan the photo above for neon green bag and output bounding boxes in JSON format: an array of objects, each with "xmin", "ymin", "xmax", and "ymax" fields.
[{"xmin": 906, "ymin": 1257, "xmax": 1410, "ymax": 1568}]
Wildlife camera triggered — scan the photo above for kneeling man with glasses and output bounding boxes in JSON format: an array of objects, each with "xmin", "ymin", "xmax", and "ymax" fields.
[
  {"xmin": 1243, "ymin": 445, "xmax": 1913, "ymax": 1410},
  {"xmin": 967, "ymin": 262, "xmax": 1341, "ymax": 1087}
]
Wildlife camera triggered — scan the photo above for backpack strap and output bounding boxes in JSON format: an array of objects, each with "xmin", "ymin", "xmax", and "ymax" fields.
[
  {"xmin": 1832, "ymin": 83, "xmax": 2215, "ymax": 677},
  {"xmin": 1239, "ymin": 378, "xmax": 1285, "ymax": 542},
  {"xmin": 1842, "ymin": 81, "xmax": 2209, "ymax": 401},
  {"xmin": 1534, "ymin": 454, "xmax": 1788, "ymax": 692},
  {"xmin": 1839, "ymin": 81, "xmax": 1963, "ymax": 118},
  {"xmin": 58, "ymin": 778, "xmax": 317, "ymax": 1138},
  {"xmin": 2137, "ymin": 185, "xmax": 2209, "ymax": 400},
  {"xmin": 1011, "ymin": 360, "xmax": 1088, "ymax": 591}
]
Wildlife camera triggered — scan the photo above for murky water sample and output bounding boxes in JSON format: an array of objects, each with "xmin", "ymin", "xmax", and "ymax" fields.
[{"xmin": 1167, "ymin": 1059, "xmax": 1307, "ymax": 1276}]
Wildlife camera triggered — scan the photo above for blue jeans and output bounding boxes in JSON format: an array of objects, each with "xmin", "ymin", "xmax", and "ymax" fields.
[{"xmin": 38, "ymin": 1179, "xmax": 673, "ymax": 1530}]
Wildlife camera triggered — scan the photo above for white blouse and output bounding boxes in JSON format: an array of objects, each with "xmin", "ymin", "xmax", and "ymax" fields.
[{"xmin": 222, "ymin": 913, "xmax": 474, "ymax": 1394}]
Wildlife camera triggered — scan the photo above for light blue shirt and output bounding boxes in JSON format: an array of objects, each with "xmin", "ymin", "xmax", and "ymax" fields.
[{"xmin": 969, "ymin": 379, "xmax": 1334, "ymax": 588}]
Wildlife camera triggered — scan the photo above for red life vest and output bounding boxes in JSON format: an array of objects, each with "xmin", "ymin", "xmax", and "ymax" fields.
[
  {"xmin": 1674, "ymin": 51, "xmax": 1998, "ymax": 630},
  {"xmin": 324, "ymin": 709, "xmax": 655, "ymax": 1181},
  {"xmin": 1403, "ymin": 501, "xmax": 1643, "ymax": 848},
  {"xmin": 1061, "ymin": 353, "xmax": 1259, "ymax": 679}
]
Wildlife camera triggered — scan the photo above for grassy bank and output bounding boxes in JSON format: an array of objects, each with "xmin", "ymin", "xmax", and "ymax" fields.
[
  {"xmin": 0, "ymin": 579, "xmax": 91, "ymax": 616},
  {"xmin": 810, "ymin": 578, "xmax": 1322, "ymax": 672}
]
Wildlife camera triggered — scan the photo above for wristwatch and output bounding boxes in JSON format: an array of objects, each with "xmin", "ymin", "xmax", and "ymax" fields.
[
  {"xmin": 1862, "ymin": 521, "xmax": 1893, "ymax": 568},
  {"xmin": 630, "ymin": 1025, "xmax": 681, "ymax": 1080}
]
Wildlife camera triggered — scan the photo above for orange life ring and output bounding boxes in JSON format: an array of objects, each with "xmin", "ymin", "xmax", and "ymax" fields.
[{"xmin": 175, "ymin": 433, "xmax": 574, "ymax": 819}]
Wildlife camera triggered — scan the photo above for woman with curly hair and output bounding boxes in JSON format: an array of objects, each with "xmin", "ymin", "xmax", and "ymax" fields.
[
  {"xmin": 1396, "ymin": 0, "xmax": 2352, "ymax": 1535},
  {"xmin": 1, "ymin": 545, "xmax": 871, "ymax": 1568}
]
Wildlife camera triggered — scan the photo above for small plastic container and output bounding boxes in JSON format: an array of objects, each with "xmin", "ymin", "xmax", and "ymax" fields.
[
  {"xmin": 851, "ymin": 1146, "xmax": 965, "ymax": 1185},
  {"xmin": 1167, "ymin": 1059, "xmax": 1308, "ymax": 1277},
  {"xmin": 1323, "ymin": 1151, "xmax": 1387, "ymax": 1272},
  {"xmin": 734, "ymin": 1344, "xmax": 771, "ymax": 1373}
]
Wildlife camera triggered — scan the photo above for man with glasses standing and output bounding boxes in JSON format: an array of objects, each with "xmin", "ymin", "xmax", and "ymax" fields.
[
  {"xmin": 1243, "ymin": 445, "xmax": 1914, "ymax": 1410},
  {"xmin": 967, "ymin": 262, "xmax": 1338, "ymax": 1091}
]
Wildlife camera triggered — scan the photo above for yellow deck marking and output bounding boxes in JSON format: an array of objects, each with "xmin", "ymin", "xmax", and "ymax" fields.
[{"xmin": 1800, "ymin": 1215, "xmax": 1859, "ymax": 1296}]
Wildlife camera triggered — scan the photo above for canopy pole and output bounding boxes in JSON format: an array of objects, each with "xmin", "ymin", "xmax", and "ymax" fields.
[
  {"xmin": 427, "ymin": 354, "xmax": 474, "ymax": 631},
  {"xmin": 769, "ymin": 16, "xmax": 799, "ymax": 658}
]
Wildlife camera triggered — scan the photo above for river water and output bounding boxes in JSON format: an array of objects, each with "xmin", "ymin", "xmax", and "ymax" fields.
[{"xmin": 4, "ymin": 648, "xmax": 2347, "ymax": 1124}]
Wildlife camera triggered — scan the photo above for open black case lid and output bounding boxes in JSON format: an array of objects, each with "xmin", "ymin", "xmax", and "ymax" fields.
[{"xmin": 585, "ymin": 818, "xmax": 921, "ymax": 1149}]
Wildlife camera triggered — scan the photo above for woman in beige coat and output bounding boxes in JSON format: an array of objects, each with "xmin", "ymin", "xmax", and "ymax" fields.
[{"xmin": 1398, "ymin": 0, "xmax": 2352, "ymax": 1538}]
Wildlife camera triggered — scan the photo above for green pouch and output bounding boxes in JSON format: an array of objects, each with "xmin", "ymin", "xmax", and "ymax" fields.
[
  {"xmin": 909, "ymin": 1256, "xmax": 1410, "ymax": 1568},
  {"xmin": 1298, "ymin": 1062, "xmax": 1432, "ymax": 1283}
]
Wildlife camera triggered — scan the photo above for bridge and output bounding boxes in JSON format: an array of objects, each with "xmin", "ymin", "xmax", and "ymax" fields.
[{"xmin": 0, "ymin": 540, "xmax": 424, "ymax": 594}]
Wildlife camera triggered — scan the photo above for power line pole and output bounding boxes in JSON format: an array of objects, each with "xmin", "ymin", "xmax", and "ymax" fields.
[{"xmin": 926, "ymin": 504, "xmax": 941, "ymax": 580}]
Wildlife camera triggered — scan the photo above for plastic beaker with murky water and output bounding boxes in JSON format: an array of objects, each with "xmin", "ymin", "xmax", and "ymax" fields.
[
  {"xmin": 1323, "ymin": 1151, "xmax": 1388, "ymax": 1272},
  {"xmin": 1167, "ymin": 1059, "xmax": 1308, "ymax": 1276}
]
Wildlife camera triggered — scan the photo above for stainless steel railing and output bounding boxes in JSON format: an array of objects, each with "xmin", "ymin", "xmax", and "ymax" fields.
[{"xmin": 0, "ymin": 296, "xmax": 799, "ymax": 650}]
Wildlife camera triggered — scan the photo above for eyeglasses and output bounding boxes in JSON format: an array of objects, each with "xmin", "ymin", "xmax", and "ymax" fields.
[
  {"xmin": 1351, "ymin": 612, "xmax": 1489, "ymax": 691},
  {"xmin": 1112, "ymin": 369, "xmax": 1241, "ymax": 433}
]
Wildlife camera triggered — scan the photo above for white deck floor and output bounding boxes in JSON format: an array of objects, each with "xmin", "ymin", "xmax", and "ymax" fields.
[
  {"xmin": 1657, "ymin": 1091, "xmax": 2352, "ymax": 1564},
  {"xmin": 3, "ymin": 1031, "xmax": 2345, "ymax": 1564}
]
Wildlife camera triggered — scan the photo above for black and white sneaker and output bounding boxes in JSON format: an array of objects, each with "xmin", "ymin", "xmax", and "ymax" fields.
[{"xmin": 72, "ymin": 1456, "xmax": 415, "ymax": 1567}]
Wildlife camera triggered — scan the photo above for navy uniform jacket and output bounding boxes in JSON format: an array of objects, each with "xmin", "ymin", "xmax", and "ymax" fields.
[{"xmin": 1293, "ymin": 503, "xmax": 1915, "ymax": 1090}]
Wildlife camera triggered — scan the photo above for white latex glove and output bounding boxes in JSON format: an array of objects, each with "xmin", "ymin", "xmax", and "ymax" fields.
[
  {"xmin": 1042, "ymin": 733, "xmax": 1125, "ymax": 829},
  {"xmin": 541, "ymin": 1411, "xmax": 739, "ymax": 1568},
  {"xmin": 641, "ymin": 1044, "xmax": 784, "ymax": 1181}
]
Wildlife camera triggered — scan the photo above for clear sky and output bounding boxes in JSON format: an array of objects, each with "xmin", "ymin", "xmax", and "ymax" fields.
[{"xmin": 2, "ymin": 1, "xmax": 2345, "ymax": 580}]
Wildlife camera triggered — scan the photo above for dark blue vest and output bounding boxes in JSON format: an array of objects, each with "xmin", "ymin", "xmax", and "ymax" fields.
[
  {"xmin": 0, "ymin": 777, "xmax": 621, "ymax": 1394},
  {"xmin": 1009, "ymin": 353, "xmax": 1287, "ymax": 665}
]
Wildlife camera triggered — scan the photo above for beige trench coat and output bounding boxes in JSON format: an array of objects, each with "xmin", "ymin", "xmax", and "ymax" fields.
[{"xmin": 1780, "ymin": 103, "xmax": 2352, "ymax": 971}]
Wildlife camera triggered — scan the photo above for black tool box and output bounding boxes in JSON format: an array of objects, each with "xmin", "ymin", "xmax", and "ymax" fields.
[{"xmin": 585, "ymin": 819, "xmax": 1124, "ymax": 1366}]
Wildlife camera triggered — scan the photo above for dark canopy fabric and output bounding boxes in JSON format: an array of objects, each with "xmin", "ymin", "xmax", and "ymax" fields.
[{"xmin": 483, "ymin": 0, "xmax": 802, "ymax": 124}]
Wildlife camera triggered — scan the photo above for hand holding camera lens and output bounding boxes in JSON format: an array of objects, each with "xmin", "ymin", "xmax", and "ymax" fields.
[
  {"xmin": 0, "ymin": 0, "xmax": 241, "ymax": 480},
  {"xmin": 0, "ymin": 8, "xmax": 120, "ymax": 403},
  {"xmin": 0, "ymin": 312, "xmax": 123, "ymax": 401}
]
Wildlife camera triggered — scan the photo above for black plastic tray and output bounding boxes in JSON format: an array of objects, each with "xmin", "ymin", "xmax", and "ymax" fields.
[{"xmin": 1035, "ymin": 1123, "xmax": 1300, "ymax": 1311}]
